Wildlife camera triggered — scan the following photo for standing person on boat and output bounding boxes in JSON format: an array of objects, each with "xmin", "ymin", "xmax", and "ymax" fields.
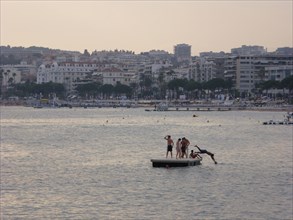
[
  {"xmin": 194, "ymin": 145, "xmax": 217, "ymax": 164},
  {"xmin": 164, "ymin": 135, "xmax": 174, "ymax": 158},
  {"xmin": 175, "ymin": 138, "xmax": 182, "ymax": 159},
  {"xmin": 181, "ymin": 137, "xmax": 190, "ymax": 158}
]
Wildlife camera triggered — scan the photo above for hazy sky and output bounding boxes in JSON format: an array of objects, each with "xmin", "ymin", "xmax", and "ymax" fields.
[{"xmin": 1, "ymin": 1, "xmax": 292, "ymax": 55}]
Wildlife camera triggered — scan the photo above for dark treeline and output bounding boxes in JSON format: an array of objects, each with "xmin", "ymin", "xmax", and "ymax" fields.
[
  {"xmin": 3, "ymin": 82, "xmax": 65, "ymax": 98},
  {"xmin": 2, "ymin": 76, "xmax": 293, "ymax": 103},
  {"xmin": 75, "ymin": 82, "xmax": 133, "ymax": 99},
  {"xmin": 0, "ymin": 55, "xmax": 22, "ymax": 65}
]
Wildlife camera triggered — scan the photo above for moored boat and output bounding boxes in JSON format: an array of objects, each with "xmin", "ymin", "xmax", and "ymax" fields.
[
  {"xmin": 155, "ymin": 102, "xmax": 169, "ymax": 111},
  {"xmin": 263, "ymin": 112, "xmax": 293, "ymax": 125},
  {"xmin": 263, "ymin": 119, "xmax": 293, "ymax": 125}
]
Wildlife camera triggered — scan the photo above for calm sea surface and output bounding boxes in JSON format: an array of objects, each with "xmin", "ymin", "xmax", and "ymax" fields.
[{"xmin": 1, "ymin": 106, "xmax": 292, "ymax": 219}]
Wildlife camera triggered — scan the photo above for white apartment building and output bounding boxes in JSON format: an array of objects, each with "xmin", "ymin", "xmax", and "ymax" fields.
[
  {"xmin": 124, "ymin": 72, "xmax": 138, "ymax": 86},
  {"xmin": 201, "ymin": 61, "xmax": 216, "ymax": 82},
  {"xmin": 224, "ymin": 56, "xmax": 237, "ymax": 85},
  {"xmin": 173, "ymin": 67, "xmax": 190, "ymax": 80},
  {"xmin": 236, "ymin": 55, "xmax": 293, "ymax": 93},
  {"xmin": 100, "ymin": 67, "xmax": 128, "ymax": 86},
  {"xmin": 37, "ymin": 62, "xmax": 136, "ymax": 93},
  {"xmin": 151, "ymin": 61, "xmax": 172, "ymax": 74},
  {"xmin": 37, "ymin": 62, "xmax": 105, "ymax": 93},
  {"xmin": 265, "ymin": 66, "xmax": 293, "ymax": 81},
  {"xmin": 189, "ymin": 58, "xmax": 217, "ymax": 82},
  {"xmin": 143, "ymin": 61, "xmax": 173, "ymax": 80},
  {"xmin": 236, "ymin": 56, "xmax": 255, "ymax": 93}
]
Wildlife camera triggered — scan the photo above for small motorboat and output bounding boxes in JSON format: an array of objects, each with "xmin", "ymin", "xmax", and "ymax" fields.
[{"xmin": 263, "ymin": 119, "xmax": 293, "ymax": 125}]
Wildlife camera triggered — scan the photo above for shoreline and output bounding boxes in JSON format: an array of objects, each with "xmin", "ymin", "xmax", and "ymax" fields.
[{"xmin": 1, "ymin": 102, "xmax": 292, "ymax": 112}]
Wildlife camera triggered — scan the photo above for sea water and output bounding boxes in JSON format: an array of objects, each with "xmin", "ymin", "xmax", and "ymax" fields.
[{"xmin": 1, "ymin": 106, "xmax": 292, "ymax": 219}]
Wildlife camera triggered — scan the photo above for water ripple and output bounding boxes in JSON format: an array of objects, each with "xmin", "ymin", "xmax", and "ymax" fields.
[{"xmin": 1, "ymin": 107, "xmax": 292, "ymax": 219}]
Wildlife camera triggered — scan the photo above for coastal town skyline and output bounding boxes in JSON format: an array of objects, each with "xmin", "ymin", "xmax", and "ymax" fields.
[{"xmin": 1, "ymin": 1, "xmax": 292, "ymax": 55}]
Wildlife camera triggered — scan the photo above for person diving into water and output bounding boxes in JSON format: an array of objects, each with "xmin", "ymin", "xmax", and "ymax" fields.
[{"xmin": 194, "ymin": 145, "xmax": 217, "ymax": 164}]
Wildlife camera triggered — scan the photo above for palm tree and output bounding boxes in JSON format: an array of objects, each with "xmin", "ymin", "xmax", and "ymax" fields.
[
  {"xmin": 167, "ymin": 78, "xmax": 188, "ymax": 100},
  {"xmin": 157, "ymin": 72, "xmax": 167, "ymax": 99},
  {"xmin": 261, "ymin": 80, "xmax": 279, "ymax": 97},
  {"xmin": 186, "ymin": 80, "xmax": 201, "ymax": 99},
  {"xmin": 130, "ymin": 82, "xmax": 138, "ymax": 99},
  {"xmin": 8, "ymin": 77, "xmax": 14, "ymax": 86},
  {"xmin": 114, "ymin": 82, "xmax": 132, "ymax": 98},
  {"xmin": 281, "ymin": 76, "xmax": 293, "ymax": 103},
  {"xmin": 0, "ymin": 68, "xmax": 4, "ymax": 87},
  {"xmin": 12, "ymin": 73, "xmax": 17, "ymax": 84},
  {"xmin": 100, "ymin": 84, "xmax": 114, "ymax": 99},
  {"xmin": 3, "ymin": 70, "xmax": 9, "ymax": 87}
]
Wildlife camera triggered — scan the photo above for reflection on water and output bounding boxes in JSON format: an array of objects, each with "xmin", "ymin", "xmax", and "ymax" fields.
[{"xmin": 1, "ymin": 107, "xmax": 292, "ymax": 219}]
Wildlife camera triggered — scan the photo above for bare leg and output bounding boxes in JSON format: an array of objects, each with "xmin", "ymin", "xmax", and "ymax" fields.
[{"xmin": 211, "ymin": 155, "xmax": 217, "ymax": 164}]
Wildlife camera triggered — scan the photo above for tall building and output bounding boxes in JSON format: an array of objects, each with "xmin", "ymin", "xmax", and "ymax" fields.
[
  {"xmin": 275, "ymin": 47, "xmax": 293, "ymax": 56},
  {"xmin": 231, "ymin": 45, "xmax": 267, "ymax": 56},
  {"xmin": 235, "ymin": 55, "xmax": 293, "ymax": 94},
  {"xmin": 224, "ymin": 56, "xmax": 237, "ymax": 88},
  {"xmin": 174, "ymin": 44, "xmax": 191, "ymax": 63}
]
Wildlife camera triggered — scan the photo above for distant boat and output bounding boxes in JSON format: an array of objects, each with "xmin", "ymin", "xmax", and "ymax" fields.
[
  {"xmin": 223, "ymin": 97, "xmax": 234, "ymax": 106},
  {"xmin": 285, "ymin": 112, "xmax": 293, "ymax": 119},
  {"xmin": 263, "ymin": 112, "xmax": 293, "ymax": 125},
  {"xmin": 33, "ymin": 105, "xmax": 43, "ymax": 109},
  {"xmin": 263, "ymin": 119, "xmax": 293, "ymax": 125},
  {"xmin": 155, "ymin": 102, "xmax": 168, "ymax": 111}
]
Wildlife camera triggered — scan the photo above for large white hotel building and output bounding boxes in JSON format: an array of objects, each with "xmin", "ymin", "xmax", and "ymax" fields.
[{"xmin": 37, "ymin": 62, "xmax": 135, "ymax": 93}]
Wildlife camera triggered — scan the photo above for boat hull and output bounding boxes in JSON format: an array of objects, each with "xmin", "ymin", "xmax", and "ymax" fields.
[{"xmin": 150, "ymin": 158, "xmax": 202, "ymax": 167}]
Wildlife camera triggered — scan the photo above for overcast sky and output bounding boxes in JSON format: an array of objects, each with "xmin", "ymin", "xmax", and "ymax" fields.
[{"xmin": 1, "ymin": 1, "xmax": 292, "ymax": 55}]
